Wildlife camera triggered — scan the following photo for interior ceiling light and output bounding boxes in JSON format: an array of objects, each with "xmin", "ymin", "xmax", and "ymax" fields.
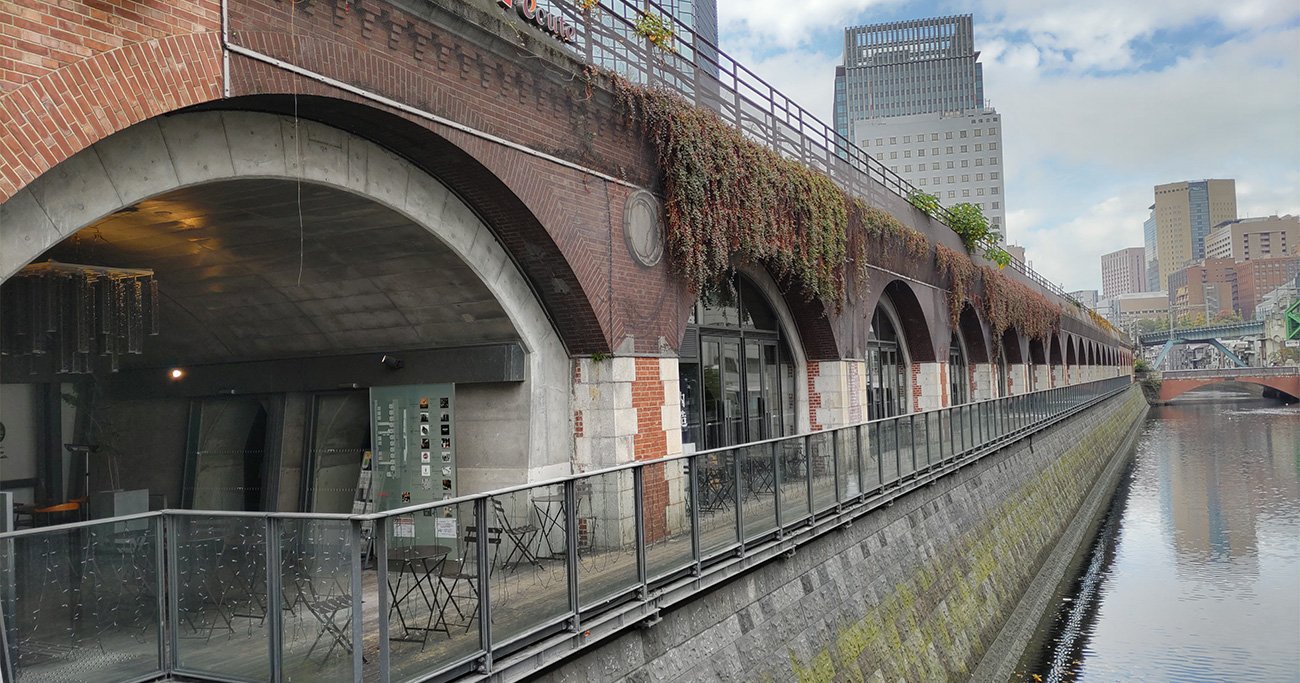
[{"xmin": 1, "ymin": 260, "xmax": 160, "ymax": 374}]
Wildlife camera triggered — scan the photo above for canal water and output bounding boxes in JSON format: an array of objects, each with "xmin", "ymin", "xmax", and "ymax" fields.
[{"xmin": 1020, "ymin": 390, "xmax": 1300, "ymax": 682}]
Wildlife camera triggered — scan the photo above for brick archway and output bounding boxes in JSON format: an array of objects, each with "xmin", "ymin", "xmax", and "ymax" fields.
[{"xmin": 0, "ymin": 34, "xmax": 224, "ymax": 203}]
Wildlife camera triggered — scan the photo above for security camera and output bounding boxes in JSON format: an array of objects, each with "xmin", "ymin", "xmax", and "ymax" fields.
[{"xmin": 380, "ymin": 355, "xmax": 404, "ymax": 370}]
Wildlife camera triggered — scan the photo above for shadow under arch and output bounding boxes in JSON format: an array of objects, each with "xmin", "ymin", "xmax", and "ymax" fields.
[
  {"xmin": 957, "ymin": 303, "xmax": 991, "ymax": 364},
  {"xmin": 188, "ymin": 94, "xmax": 611, "ymax": 354},
  {"xmin": 881, "ymin": 280, "xmax": 937, "ymax": 363}
]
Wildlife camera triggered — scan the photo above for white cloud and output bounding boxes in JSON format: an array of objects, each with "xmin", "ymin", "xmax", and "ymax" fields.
[{"xmin": 718, "ymin": 1, "xmax": 1300, "ymax": 292}]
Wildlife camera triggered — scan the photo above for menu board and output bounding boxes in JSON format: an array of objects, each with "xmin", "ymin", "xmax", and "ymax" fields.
[{"xmin": 371, "ymin": 384, "xmax": 456, "ymax": 545}]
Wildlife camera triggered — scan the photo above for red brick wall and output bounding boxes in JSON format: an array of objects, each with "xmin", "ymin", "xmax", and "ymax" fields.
[
  {"xmin": 633, "ymin": 358, "xmax": 668, "ymax": 541},
  {"xmin": 807, "ymin": 361, "xmax": 822, "ymax": 431},
  {"xmin": 0, "ymin": 1, "xmax": 222, "ymax": 200}
]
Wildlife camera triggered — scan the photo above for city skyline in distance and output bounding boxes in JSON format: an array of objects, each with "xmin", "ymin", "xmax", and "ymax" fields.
[{"xmin": 714, "ymin": 0, "xmax": 1300, "ymax": 293}]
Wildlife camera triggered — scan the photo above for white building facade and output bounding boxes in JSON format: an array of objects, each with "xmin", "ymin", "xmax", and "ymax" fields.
[{"xmin": 853, "ymin": 109, "xmax": 1006, "ymax": 239}]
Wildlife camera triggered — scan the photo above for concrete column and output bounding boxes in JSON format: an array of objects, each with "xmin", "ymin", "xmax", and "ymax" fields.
[
  {"xmin": 971, "ymin": 363, "xmax": 997, "ymax": 401},
  {"xmin": 1033, "ymin": 364, "xmax": 1052, "ymax": 392},
  {"xmin": 911, "ymin": 361, "xmax": 946, "ymax": 412},
  {"xmin": 572, "ymin": 357, "xmax": 638, "ymax": 470},
  {"xmin": 809, "ymin": 360, "xmax": 867, "ymax": 429},
  {"xmin": 1008, "ymin": 364, "xmax": 1030, "ymax": 395}
]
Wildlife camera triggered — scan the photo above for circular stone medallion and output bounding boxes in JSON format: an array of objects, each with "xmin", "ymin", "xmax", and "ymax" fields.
[{"xmin": 624, "ymin": 190, "xmax": 664, "ymax": 268}]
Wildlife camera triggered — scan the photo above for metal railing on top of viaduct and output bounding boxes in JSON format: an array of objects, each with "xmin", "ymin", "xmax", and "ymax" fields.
[
  {"xmin": 539, "ymin": 0, "xmax": 1091, "ymax": 314},
  {"xmin": 1160, "ymin": 366, "xmax": 1299, "ymax": 380},
  {"xmin": 0, "ymin": 376, "xmax": 1132, "ymax": 683}
]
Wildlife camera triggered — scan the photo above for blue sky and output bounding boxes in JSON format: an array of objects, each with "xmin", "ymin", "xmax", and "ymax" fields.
[{"xmin": 715, "ymin": 0, "xmax": 1300, "ymax": 293}]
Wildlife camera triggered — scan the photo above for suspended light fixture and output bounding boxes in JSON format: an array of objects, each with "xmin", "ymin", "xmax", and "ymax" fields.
[{"xmin": 0, "ymin": 260, "xmax": 159, "ymax": 374}]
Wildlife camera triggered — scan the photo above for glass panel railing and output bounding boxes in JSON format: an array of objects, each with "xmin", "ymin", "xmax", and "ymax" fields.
[
  {"xmin": 861, "ymin": 424, "xmax": 881, "ymax": 493},
  {"xmin": 486, "ymin": 485, "xmax": 569, "ymax": 648},
  {"xmin": 695, "ymin": 450, "xmax": 740, "ymax": 556},
  {"xmin": 740, "ymin": 443, "xmax": 778, "ymax": 542},
  {"xmin": 878, "ymin": 420, "xmax": 899, "ymax": 485},
  {"xmin": 279, "ymin": 518, "xmax": 355, "ymax": 682},
  {"xmin": 644, "ymin": 460, "xmax": 694, "ymax": 581},
  {"xmin": 808, "ymin": 432, "xmax": 837, "ymax": 513},
  {"xmin": 381, "ymin": 500, "xmax": 482, "ymax": 683},
  {"xmin": 1, "ymin": 518, "xmax": 162, "ymax": 683},
  {"xmin": 836, "ymin": 427, "xmax": 860, "ymax": 501},
  {"xmin": 897, "ymin": 416, "xmax": 916, "ymax": 478},
  {"xmin": 172, "ymin": 515, "xmax": 270, "ymax": 681},
  {"xmin": 577, "ymin": 469, "xmax": 639, "ymax": 610},
  {"xmin": 777, "ymin": 438, "xmax": 810, "ymax": 525}
]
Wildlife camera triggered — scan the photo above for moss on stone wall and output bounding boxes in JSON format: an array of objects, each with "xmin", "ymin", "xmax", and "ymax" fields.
[{"xmin": 788, "ymin": 389, "xmax": 1147, "ymax": 682}]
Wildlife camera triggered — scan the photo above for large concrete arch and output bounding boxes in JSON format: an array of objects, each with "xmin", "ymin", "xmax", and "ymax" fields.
[
  {"xmin": 1158, "ymin": 377, "xmax": 1300, "ymax": 403},
  {"xmin": 958, "ymin": 303, "xmax": 990, "ymax": 364},
  {"xmin": 0, "ymin": 109, "xmax": 572, "ymax": 486}
]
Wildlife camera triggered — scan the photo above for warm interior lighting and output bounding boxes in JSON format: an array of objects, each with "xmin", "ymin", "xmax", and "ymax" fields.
[{"xmin": 169, "ymin": 368, "xmax": 185, "ymax": 380}]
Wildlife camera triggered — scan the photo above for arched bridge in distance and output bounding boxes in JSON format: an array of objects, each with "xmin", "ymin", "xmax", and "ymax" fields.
[{"xmin": 1154, "ymin": 367, "xmax": 1300, "ymax": 404}]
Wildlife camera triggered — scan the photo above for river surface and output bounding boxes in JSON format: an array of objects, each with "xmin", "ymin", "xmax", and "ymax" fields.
[{"xmin": 1024, "ymin": 390, "xmax": 1300, "ymax": 682}]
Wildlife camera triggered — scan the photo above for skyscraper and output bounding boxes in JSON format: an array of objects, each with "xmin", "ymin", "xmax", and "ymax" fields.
[
  {"xmin": 1101, "ymin": 247, "xmax": 1147, "ymax": 298},
  {"xmin": 1152, "ymin": 179, "xmax": 1237, "ymax": 290},
  {"xmin": 835, "ymin": 16, "xmax": 1005, "ymax": 240},
  {"xmin": 834, "ymin": 16, "xmax": 984, "ymax": 135}
]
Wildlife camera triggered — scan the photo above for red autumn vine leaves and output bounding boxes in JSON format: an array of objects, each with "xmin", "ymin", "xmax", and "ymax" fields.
[{"xmin": 612, "ymin": 76, "xmax": 1061, "ymax": 343}]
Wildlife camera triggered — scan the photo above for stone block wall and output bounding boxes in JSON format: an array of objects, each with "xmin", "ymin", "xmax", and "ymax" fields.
[{"xmin": 540, "ymin": 387, "xmax": 1148, "ymax": 682}]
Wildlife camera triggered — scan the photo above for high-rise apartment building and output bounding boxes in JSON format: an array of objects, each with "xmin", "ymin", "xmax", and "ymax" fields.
[
  {"xmin": 1101, "ymin": 247, "xmax": 1147, "ymax": 298},
  {"xmin": 834, "ymin": 16, "xmax": 984, "ymax": 135},
  {"xmin": 1152, "ymin": 179, "xmax": 1237, "ymax": 290},
  {"xmin": 1143, "ymin": 207, "xmax": 1159, "ymax": 291},
  {"xmin": 835, "ymin": 16, "xmax": 1005, "ymax": 239},
  {"xmin": 1204, "ymin": 215, "xmax": 1299, "ymax": 261}
]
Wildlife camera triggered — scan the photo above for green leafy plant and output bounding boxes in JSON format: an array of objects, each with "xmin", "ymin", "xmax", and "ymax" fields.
[
  {"xmin": 908, "ymin": 190, "xmax": 942, "ymax": 219},
  {"xmin": 613, "ymin": 77, "xmax": 847, "ymax": 305},
  {"xmin": 610, "ymin": 75, "xmax": 1064, "ymax": 343},
  {"xmin": 576, "ymin": 0, "xmax": 599, "ymax": 10},
  {"xmin": 947, "ymin": 202, "xmax": 1011, "ymax": 268},
  {"xmin": 634, "ymin": 12, "xmax": 674, "ymax": 51},
  {"xmin": 1133, "ymin": 357, "xmax": 1152, "ymax": 373}
]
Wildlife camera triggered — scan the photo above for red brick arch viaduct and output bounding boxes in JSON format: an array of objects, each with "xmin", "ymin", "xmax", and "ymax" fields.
[{"xmin": 1, "ymin": 0, "xmax": 1129, "ymax": 477}]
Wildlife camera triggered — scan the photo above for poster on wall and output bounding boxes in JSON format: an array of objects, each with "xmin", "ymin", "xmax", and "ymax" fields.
[{"xmin": 371, "ymin": 384, "xmax": 455, "ymax": 547}]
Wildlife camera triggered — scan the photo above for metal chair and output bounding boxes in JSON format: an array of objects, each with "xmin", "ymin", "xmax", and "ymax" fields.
[{"xmin": 491, "ymin": 499, "xmax": 541, "ymax": 571}]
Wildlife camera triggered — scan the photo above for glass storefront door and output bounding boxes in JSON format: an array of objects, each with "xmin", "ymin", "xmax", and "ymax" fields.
[
  {"xmin": 184, "ymin": 397, "xmax": 275, "ymax": 511},
  {"xmin": 304, "ymin": 391, "xmax": 369, "ymax": 513}
]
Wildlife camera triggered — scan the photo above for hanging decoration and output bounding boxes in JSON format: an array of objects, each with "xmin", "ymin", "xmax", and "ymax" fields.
[{"xmin": 0, "ymin": 261, "xmax": 159, "ymax": 374}]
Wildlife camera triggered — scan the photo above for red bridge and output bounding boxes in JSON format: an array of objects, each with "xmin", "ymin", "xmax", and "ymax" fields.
[{"xmin": 1154, "ymin": 367, "xmax": 1300, "ymax": 403}]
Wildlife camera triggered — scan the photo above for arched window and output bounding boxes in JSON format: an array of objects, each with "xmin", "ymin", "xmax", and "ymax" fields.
[
  {"xmin": 949, "ymin": 334, "xmax": 968, "ymax": 405},
  {"xmin": 679, "ymin": 276, "xmax": 796, "ymax": 451},
  {"xmin": 868, "ymin": 305, "xmax": 908, "ymax": 419}
]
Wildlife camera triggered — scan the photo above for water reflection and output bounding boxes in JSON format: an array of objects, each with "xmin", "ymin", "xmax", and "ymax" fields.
[{"xmin": 1027, "ymin": 391, "xmax": 1300, "ymax": 681}]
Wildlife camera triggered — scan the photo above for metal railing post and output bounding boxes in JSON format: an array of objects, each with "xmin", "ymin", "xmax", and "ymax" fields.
[
  {"xmin": 475, "ymin": 499, "xmax": 492, "ymax": 673},
  {"xmin": 377, "ymin": 517, "xmax": 391, "ymax": 680},
  {"xmin": 266, "ymin": 517, "xmax": 283, "ymax": 683},
  {"xmin": 155, "ymin": 514, "xmax": 169, "ymax": 674},
  {"xmin": 771, "ymin": 441, "xmax": 783, "ymax": 530},
  {"xmin": 688, "ymin": 457, "xmax": 702, "ymax": 572},
  {"xmin": 165, "ymin": 514, "xmax": 181, "ymax": 674},
  {"xmin": 349, "ymin": 519, "xmax": 364, "ymax": 683},
  {"xmin": 565, "ymin": 480, "xmax": 581, "ymax": 628},
  {"xmin": 633, "ymin": 467, "xmax": 648, "ymax": 598}
]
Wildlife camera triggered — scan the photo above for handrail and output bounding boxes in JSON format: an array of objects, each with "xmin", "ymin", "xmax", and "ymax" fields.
[
  {"xmin": 1162, "ymin": 366, "xmax": 1298, "ymax": 379},
  {"xmin": 0, "ymin": 376, "xmax": 1133, "ymax": 683},
  {"xmin": 537, "ymin": 0, "xmax": 1103, "ymax": 320}
]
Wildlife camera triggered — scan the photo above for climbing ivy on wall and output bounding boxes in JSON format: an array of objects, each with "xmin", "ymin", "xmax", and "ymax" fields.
[{"xmin": 611, "ymin": 75, "xmax": 1062, "ymax": 340}]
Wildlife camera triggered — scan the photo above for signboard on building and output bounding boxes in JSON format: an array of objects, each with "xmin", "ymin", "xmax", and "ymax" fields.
[
  {"xmin": 496, "ymin": 0, "xmax": 578, "ymax": 43},
  {"xmin": 371, "ymin": 384, "xmax": 457, "ymax": 546}
]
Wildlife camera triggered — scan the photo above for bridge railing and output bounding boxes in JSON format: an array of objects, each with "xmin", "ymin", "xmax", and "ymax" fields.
[
  {"xmin": 0, "ymin": 376, "xmax": 1132, "ymax": 683},
  {"xmin": 1137, "ymin": 321, "xmax": 1265, "ymax": 345},
  {"xmin": 1162, "ymin": 366, "xmax": 1299, "ymax": 379}
]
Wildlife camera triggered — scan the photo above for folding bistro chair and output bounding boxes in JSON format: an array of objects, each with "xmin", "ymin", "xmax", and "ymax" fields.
[
  {"xmin": 294, "ymin": 572, "xmax": 353, "ymax": 661},
  {"xmin": 491, "ymin": 499, "xmax": 541, "ymax": 571}
]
